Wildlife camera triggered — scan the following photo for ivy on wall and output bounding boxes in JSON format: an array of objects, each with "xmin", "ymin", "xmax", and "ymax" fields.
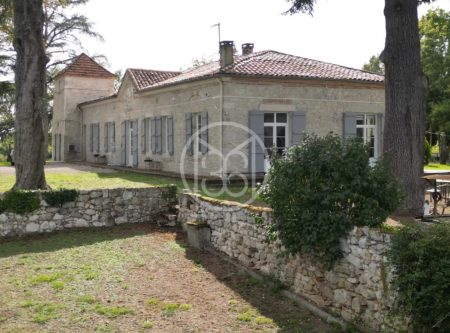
[{"xmin": 0, "ymin": 191, "xmax": 40, "ymax": 214}]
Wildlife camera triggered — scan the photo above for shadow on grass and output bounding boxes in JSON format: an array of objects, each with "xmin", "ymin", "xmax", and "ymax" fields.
[
  {"xmin": 176, "ymin": 233, "xmax": 340, "ymax": 333},
  {"xmin": 96, "ymin": 171, "xmax": 184, "ymax": 187},
  {"xmin": 0, "ymin": 223, "xmax": 169, "ymax": 259}
]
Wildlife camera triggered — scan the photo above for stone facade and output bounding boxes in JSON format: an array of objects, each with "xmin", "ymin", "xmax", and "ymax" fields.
[
  {"xmin": 77, "ymin": 77, "xmax": 384, "ymax": 177},
  {"xmin": 178, "ymin": 193, "xmax": 406, "ymax": 332},
  {"xmin": 53, "ymin": 74, "xmax": 116, "ymax": 162},
  {"xmin": 0, "ymin": 187, "xmax": 176, "ymax": 238}
]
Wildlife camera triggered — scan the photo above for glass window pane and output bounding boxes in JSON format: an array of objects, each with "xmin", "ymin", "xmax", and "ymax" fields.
[
  {"xmin": 356, "ymin": 116, "xmax": 364, "ymax": 125},
  {"xmin": 277, "ymin": 126, "xmax": 286, "ymax": 136},
  {"xmin": 277, "ymin": 137, "xmax": 286, "ymax": 148},
  {"xmin": 367, "ymin": 115, "xmax": 376, "ymax": 125},
  {"xmin": 356, "ymin": 128, "xmax": 364, "ymax": 138},
  {"xmin": 264, "ymin": 127, "xmax": 272, "ymax": 136},
  {"xmin": 276, "ymin": 113, "xmax": 287, "ymax": 123},
  {"xmin": 264, "ymin": 113, "xmax": 274, "ymax": 123},
  {"xmin": 264, "ymin": 137, "xmax": 273, "ymax": 148}
]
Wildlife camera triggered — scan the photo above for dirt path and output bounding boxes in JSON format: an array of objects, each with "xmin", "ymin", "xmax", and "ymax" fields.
[{"xmin": 0, "ymin": 162, "xmax": 115, "ymax": 176}]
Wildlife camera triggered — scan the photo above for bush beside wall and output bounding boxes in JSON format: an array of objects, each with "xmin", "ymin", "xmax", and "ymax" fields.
[{"xmin": 388, "ymin": 224, "xmax": 450, "ymax": 332}]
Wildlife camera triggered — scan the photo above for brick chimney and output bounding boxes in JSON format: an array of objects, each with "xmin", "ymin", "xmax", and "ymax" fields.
[
  {"xmin": 242, "ymin": 43, "xmax": 254, "ymax": 55},
  {"xmin": 220, "ymin": 41, "xmax": 234, "ymax": 69}
]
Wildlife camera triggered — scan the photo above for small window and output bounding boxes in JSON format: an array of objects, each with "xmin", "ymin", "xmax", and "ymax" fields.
[
  {"xmin": 356, "ymin": 115, "xmax": 378, "ymax": 159},
  {"xmin": 263, "ymin": 112, "xmax": 288, "ymax": 155}
]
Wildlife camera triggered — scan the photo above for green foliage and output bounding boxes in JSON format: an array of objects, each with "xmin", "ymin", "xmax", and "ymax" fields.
[
  {"xmin": 161, "ymin": 185, "xmax": 177, "ymax": 205},
  {"xmin": 388, "ymin": 224, "xmax": 450, "ymax": 332},
  {"xmin": 419, "ymin": 8, "xmax": 450, "ymax": 134},
  {"xmin": 0, "ymin": 81, "xmax": 15, "ymax": 141},
  {"xmin": 94, "ymin": 304, "xmax": 132, "ymax": 318},
  {"xmin": 0, "ymin": 0, "xmax": 103, "ymax": 75},
  {"xmin": 42, "ymin": 188, "xmax": 78, "ymax": 207},
  {"xmin": 0, "ymin": 190, "xmax": 40, "ymax": 214},
  {"xmin": 362, "ymin": 54, "xmax": 384, "ymax": 74},
  {"xmin": 424, "ymin": 139, "xmax": 432, "ymax": 164},
  {"xmin": 259, "ymin": 133, "xmax": 402, "ymax": 269}
]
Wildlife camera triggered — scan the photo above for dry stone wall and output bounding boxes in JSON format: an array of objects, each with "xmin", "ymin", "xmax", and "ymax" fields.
[
  {"xmin": 0, "ymin": 187, "xmax": 176, "ymax": 238},
  {"xmin": 178, "ymin": 192, "xmax": 406, "ymax": 332}
]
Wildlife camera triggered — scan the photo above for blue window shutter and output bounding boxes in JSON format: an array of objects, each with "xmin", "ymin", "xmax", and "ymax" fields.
[
  {"xmin": 120, "ymin": 121, "xmax": 126, "ymax": 165},
  {"xmin": 104, "ymin": 123, "xmax": 108, "ymax": 153},
  {"xmin": 145, "ymin": 119, "xmax": 150, "ymax": 153},
  {"xmin": 111, "ymin": 122, "xmax": 116, "ymax": 153},
  {"xmin": 200, "ymin": 111, "xmax": 208, "ymax": 155},
  {"xmin": 185, "ymin": 113, "xmax": 193, "ymax": 156},
  {"xmin": 343, "ymin": 113, "xmax": 357, "ymax": 139},
  {"xmin": 141, "ymin": 119, "xmax": 146, "ymax": 153},
  {"xmin": 379, "ymin": 114, "xmax": 384, "ymax": 157},
  {"xmin": 248, "ymin": 111, "xmax": 265, "ymax": 173},
  {"xmin": 156, "ymin": 117, "xmax": 162, "ymax": 154},
  {"xmin": 131, "ymin": 120, "xmax": 138, "ymax": 167},
  {"xmin": 95, "ymin": 124, "xmax": 100, "ymax": 152},
  {"xmin": 90, "ymin": 124, "xmax": 93, "ymax": 152},
  {"xmin": 151, "ymin": 118, "xmax": 156, "ymax": 154},
  {"xmin": 167, "ymin": 116, "xmax": 174, "ymax": 156},
  {"xmin": 291, "ymin": 112, "xmax": 306, "ymax": 145}
]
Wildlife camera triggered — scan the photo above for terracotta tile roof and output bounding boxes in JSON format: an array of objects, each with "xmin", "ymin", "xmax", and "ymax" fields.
[
  {"xmin": 54, "ymin": 53, "xmax": 115, "ymax": 79},
  {"xmin": 127, "ymin": 69, "xmax": 181, "ymax": 90},
  {"xmin": 225, "ymin": 51, "xmax": 384, "ymax": 82},
  {"xmin": 136, "ymin": 50, "xmax": 383, "ymax": 91}
]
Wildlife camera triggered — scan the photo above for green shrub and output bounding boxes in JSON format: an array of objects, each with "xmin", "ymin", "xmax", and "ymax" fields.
[
  {"xmin": 388, "ymin": 224, "xmax": 450, "ymax": 332},
  {"xmin": 0, "ymin": 190, "xmax": 40, "ymax": 214},
  {"xmin": 42, "ymin": 189, "xmax": 78, "ymax": 207},
  {"xmin": 161, "ymin": 185, "xmax": 177, "ymax": 205},
  {"xmin": 259, "ymin": 133, "xmax": 402, "ymax": 269}
]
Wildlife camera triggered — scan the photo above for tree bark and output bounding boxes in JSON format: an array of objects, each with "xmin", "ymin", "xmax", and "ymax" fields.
[
  {"xmin": 13, "ymin": 0, "xmax": 48, "ymax": 189},
  {"xmin": 439, "ymin": 132, "xmax": 448, "ymax": 164},
  {"xmin": 381, "ymin": 0, "xmax": 426, "ymax": 216}
]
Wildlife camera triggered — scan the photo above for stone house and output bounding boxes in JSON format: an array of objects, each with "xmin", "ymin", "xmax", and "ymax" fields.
[{"xmin": 52, "ymin": 41, "xmax": 384, "ymax": 179}]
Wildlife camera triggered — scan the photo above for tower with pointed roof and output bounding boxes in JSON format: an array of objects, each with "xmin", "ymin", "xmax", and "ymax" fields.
[{"xmin": 52, "ymin": 53, "xmax": 115, "ymax": 161}]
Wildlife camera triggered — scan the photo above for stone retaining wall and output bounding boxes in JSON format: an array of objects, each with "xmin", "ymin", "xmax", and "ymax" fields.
[
  {"xmin": 178, "ymin": 193, "xmax": 405, "ymax": 332},
  {"xmin": 0, "ymin": 186, "xmax": 176, "ymax": 237}
]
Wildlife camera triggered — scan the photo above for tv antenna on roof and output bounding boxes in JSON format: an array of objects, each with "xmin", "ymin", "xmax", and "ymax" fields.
[{"xmin": 210, "ymin": 22, "xmax": 221, "ymax": 45}]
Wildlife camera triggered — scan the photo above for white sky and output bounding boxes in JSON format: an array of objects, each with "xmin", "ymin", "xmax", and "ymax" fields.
[{"xmin": 77, "ymin": 0, "xmax": 450, "ymax": 73}]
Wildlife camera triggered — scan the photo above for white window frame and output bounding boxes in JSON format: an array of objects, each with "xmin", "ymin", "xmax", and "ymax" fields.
[
  {"xmin": 356, "ymin": 114, "xmax": 378, "ymax": 162},
  {"xmin": 263, "ymin": 112, "xmax": 288, "ymax": 156}
]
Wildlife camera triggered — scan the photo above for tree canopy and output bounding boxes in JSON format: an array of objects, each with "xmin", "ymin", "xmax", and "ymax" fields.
[
  {"xmin": 362, "ymin": 54, "xmax": 384, "ymax": 74},
  {"xmin": 286, "ymin": 0, "xmax": 435, "ymax": 15},
  {"xmin": 0, "ymin": 0, "xmax": 102, "ymax": 74},
  {"xmin": 420, "ymin": 8, "xmax": 450, "ymax": 134}
]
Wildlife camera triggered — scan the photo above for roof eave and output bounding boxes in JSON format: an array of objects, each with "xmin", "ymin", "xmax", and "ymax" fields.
[{"xmin": 78, "ymin": 93, "xmax": 118, "ymax": 108}]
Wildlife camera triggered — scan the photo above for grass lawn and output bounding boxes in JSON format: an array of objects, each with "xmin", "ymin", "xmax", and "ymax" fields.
[
  {"xmin": 0, "ymin": 169, "xmax": 263, "ymax": 205},
  {"xmin": 0, "ymin": 224, "xmax": 338, "ymax": 333},
  {"xmin": 424, "ymin": 163, "xmax": 450, "ymax": 171},
  {"xmin": 0, "ymin": 161, "xmax": 11, "ymax": 167}
]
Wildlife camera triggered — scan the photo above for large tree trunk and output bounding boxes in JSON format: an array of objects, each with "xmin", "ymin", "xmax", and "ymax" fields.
[
  {"xmin": 12, "ymin": 0, "xmax": 48, "ymax": 189},
  {"xmin": 381, "ymin": 0, "xmax": 426, "ymax": 216}
]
